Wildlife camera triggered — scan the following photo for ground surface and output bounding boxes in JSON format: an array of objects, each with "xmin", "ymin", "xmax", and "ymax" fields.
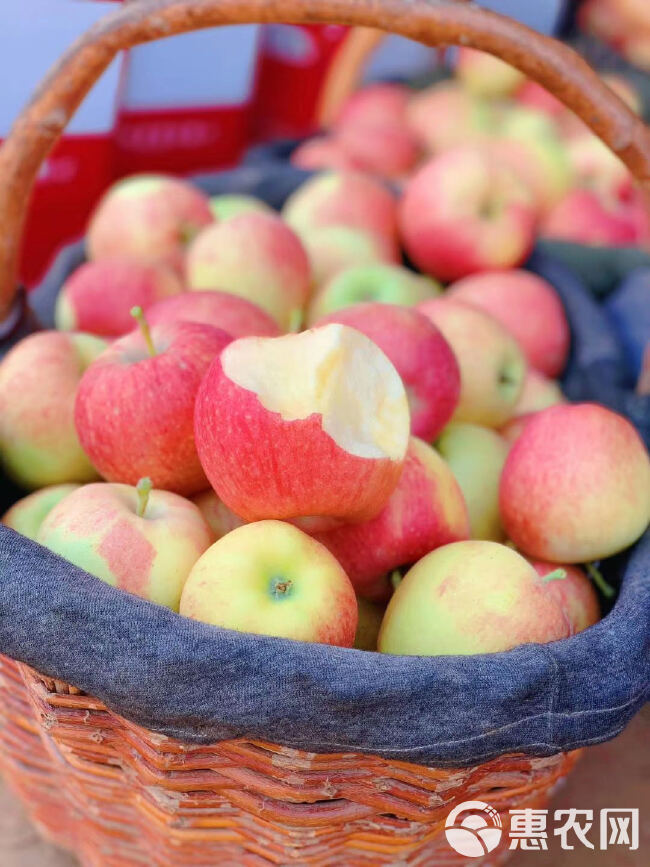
[{"xmin": 0, "ymin": 706, "xmax": 646, "ymax": 866}]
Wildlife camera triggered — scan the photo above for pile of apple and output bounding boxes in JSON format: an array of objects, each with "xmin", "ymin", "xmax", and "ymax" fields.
[
  {"xmin": 294, "ymin": 47, "xmax": 650, "ymax": 251},
  {"xmin": 1, "ymin": 68, "xmax": 650, "ymax": 660}
]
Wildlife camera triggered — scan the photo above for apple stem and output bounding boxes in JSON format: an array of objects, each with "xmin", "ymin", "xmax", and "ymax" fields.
[
  {"xmin": 586, "ymin": 562, "xmax": 616, "ymax": 599},
  {"xmin": 131, "ymin": 306, "xmax": 157, "ymax": 357},
  {"xmin": 136, "ymin": 477, "xmax": 152, "ymax": 518},
  {"xmin": 542, "ymin": 568, "xmax": 567, "ymax": 584}
]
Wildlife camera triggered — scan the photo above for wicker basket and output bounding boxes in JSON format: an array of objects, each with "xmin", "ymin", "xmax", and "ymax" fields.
[{"xmin": 0, "ymin": 1, "xmax": 649, "ymax": 865}]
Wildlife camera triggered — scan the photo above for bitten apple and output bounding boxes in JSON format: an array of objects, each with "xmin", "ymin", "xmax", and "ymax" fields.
[
  {"xmin": 399, "ymin": 147, "xmax": 537, "ymax": 282},
  {"xmin": 38, "ymin": 479, "xmax": 213, "ymax": 611},
  {"xmin": 194, "ymin": 324, "xmax": 410, "ymax": 524},
  {"xmin": 316, "ymin": 304, "xmax": 460, "ymax": 440},
  {"xmin": 146, "ymin": 290, "xmax": 280, "ymax": 338},
  {"xmin": 179, "ymin": 520, "xmax": 358, "ymax": 646},
  {"xmin": 55, "ymin": 259, "xmax": 183, "ymax": 338},
  {"xmin": 86, "ymin": 174, "xmax": 213, "ymax": 273},
  {"xmin": 0, "ymin": 332, "xmax": 106, "ymax": 488},
  {"xmin": 436, "ymin": 422, "xmax": 509, "ymax": 541},
  {"xmin": 500, "ymin": 403, "xmax": 650, "ymax": 562},
  {"xmin": 311, "ymin": 438, "xmax": 469, "ymax": 599},
  {"xmin": 308, "ymin": 263, "xmax": 440, "ymax": 324},
  {"xmin": 378, "ymin": 541, "xmax": 571, "ymax": 655},
  {"xmin": 418, "ymin": 299, "xmax": 527, "ymax": 427},
  {"xmin": 2, "ymin": 484, "xmax": 79, "ymax": 540},
  {"xmin": 75, "ymin": 313, "xmax": 232, "ymax": 496},
  {"xmin": 448, "ymin": 269, "xmax": 570, "ymax": 378},
  {"xmin": 186, "ymin": 212, "xmax": 312, "ymax": 330}
]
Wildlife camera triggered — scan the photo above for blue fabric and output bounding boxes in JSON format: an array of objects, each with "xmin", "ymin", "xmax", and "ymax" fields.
[
  {"xmin": 1, "ymin": 163, "xmax": 647, "ymax": 766},
  {"xmin": 0, "ymin": 524, "xmax": 647, "ymax": 766}
]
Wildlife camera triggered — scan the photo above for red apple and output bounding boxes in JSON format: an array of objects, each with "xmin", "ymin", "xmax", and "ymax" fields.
[
  {"xmin": 0, "ymin": 332, "xmax": 106, "ymax": 488},
  {"xmin": 311, "ymin": 437, "xmax": 469, "ymax": 600},
  {"xmin": 531, "ymin": 560, "xmax": 600, "ymax": 634},
  {"xmin": 194, "ymin": 324, "xmax": 410, "ymax": 524},
  {"xmin": 291, "ymin": 137, "xmax": 358, "ymax": 171},
  {"xmin": 186, "ymin": 212, "xmax": 312, "ymax": 330},
  {"xmin": 418, "ymin": 298, "xmax": 527, "ymax": 427},
  {"xmin": 500, "ymin": 403, "xmax": 650, "ymax": 562},
  {"xmin": 335, "ymin": 121, "xmax": 420, "ymax": 180},
  {"xmin": 55, "ymin": 259, "xmax": 183, "ymax": 338},
  {"xmin": 38, "ymin": 478, "xmax": 213, "ymax": 611},
  {"xmin": 75, "ymin": 314, "xmax": 232, "ymax": 496},
  {"xmin": 542, "ymin": 187, "xmax": 650, "ymax": 247},
  {"xmin": 406, "ymin": 82, "xmax": 494, "ymax": 153},
  {"xmin": 179, "ymin": 520, "xmax": 358, "ymax": 646},
  {"xmin": 378, "ymin": 541, "xmax": 571, "ymax": 655},
  {"xmin": 448, "ymin": 269, "xmax": 570, "ymax": 377},
  {"xmin": 146, "ymin": 290, "xmax": 280, "ymax": 338},
  {"xmin": 315, "ymin": 303, "xmax": 460, "ymax": 440},
  {"xmin": 335, "ymin": 83, "xmax": 410, "ymax": 129},
  {"xmin": 282, "ymin": 170, "xmax": 399, "ymax": 255},
  {"xmin": 399, "ymin": 147, "xmax": 537, "ymax": 282},
  {"xmin": 86, "ymin": 174, "xmax": 213, "ymax": 273}
]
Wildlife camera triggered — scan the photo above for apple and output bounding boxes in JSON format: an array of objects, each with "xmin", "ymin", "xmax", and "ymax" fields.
[
  {"xmin": 208, "ymin": 193, "xmax": 273, "ymax": 222},
  {"xmin": 146, "ymin": 290, "xmax": 280, "ymax": 338},
  {"xmin": 378, "ymin": 540, "xmax": 571, "ymax": 655},
  {"xmin": 300, "ymin": 225, "xmax": 399, "ymax": 289},
  {"xmin": 282, "ymin": 170, "xmax": 399, "ymax": 254},
  {"xmin": 0, "ymin": 332, "xmax": 106, "ymax": 488},
  {"xmin": 55, "ymin": 259, "xmax": 183, "ymax": 339},
  {"xmin": 406, "ymin": 82, "xmax": 494, "ymax": 153},
  {"xmin": 418, "ymin": 298, "xmax": 527, "ymax": 427},
  {"xmin": 436, "ymin": 422, "xmax": 509, "ymax": 541},
  {"xmin": 86, "ymin": 174, "xmax": 213, "ymax": 273},
  {"xmin": 447, "ymin": 269, "xmax": 570, "ymax": 378},
  {"xmin": 75, "ymin": 311, "xmax": 232, "ymax": 496},
  {"xmin": 192, "ymin": 489, "xmax": 245, "ymax": 539},
  {"xmin": 491, "ymin": 106, "xmax": 573, "ymax": 213},
  {"xmin": 315, "ymin": 304, "xmax": 460, "ymax": 440},
  {"xmin": 500, "ymin": 403, "xmax": 650, "ymax": 563},
  {"xmin": 399, "ymin": 147, "xmax": 537, "ymax": 282},
  {"xmin": 354, "ymin": 597, "xmax": 385, "ymax": 651},
  {"xmin": 38, "ymin": 478, "xmax": 213, "ymax": 611},
  {"xmin": 566, "ymin": 133, "xmax": 631, "ymax": 199},
  {"xmin": 194, "ymin": 323, "xmax": 410, "ymax": 524},
  {"xmin": 512, "ymin": 370, "xmax": 566, "ymax": 416},
  {"xmin": 531, "ymin": 560, "xmax": 600, "ymax": 634},
  {"xmin": 311, "ymin": 437, "xmax": 469, "ymax": 600},
  {"xmin": 542, "ymin": 187, "xmax": 649, "ymax": 247},
  {"xmin": 307, "ymin": 262, "xmax": 441, "ymax": 324},
  {"xmin": 186, "ymin": 212, "xmax": 312, "ymax": 330},
  {"xmin": 291, "ymin": 137, "xmax": 358, "ymax": 172},
  {"xmin": 334, "ymin": 121, "xmax": 420, "ymax": 180},
  {"xmin": 2, "ymin": 484, "xmax": 79, "ymax": 540},
  {"xmin": 455, "ymin": 48, "xmax": 525, "ymax": 98},
  {"xmin": 516, "ymin": 80, "xmax": 566, "ymax": 122},
  {"xmin": 179, "ymin": 520, "xmax": 358, "ymax": 646},
  {"xmin": 335, "ymin": 83, "xmax": 410, "ymax": 129}
]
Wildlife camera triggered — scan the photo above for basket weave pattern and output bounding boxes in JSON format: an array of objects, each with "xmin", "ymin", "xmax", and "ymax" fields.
[{"xmin": 0, "ymin": 655, "xmax": 579, "ymax": 866}]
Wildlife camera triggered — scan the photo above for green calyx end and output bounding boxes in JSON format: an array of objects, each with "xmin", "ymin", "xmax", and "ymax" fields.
[
  {"xmin": 269, "ymin": 575, "xmax": 294, "ymax": 600},
  {"xmin": 136, "ymin": 477, "xmax": 153, "ymax": 518},
  {"xmin": 131, "ymin": 306, "xmax": 157, "ymax": 357}
]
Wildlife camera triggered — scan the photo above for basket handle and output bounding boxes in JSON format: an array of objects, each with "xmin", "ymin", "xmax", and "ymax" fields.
[{"xmin": 2, "ymin": 0, "xmax": 650, "ymax": 320}]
